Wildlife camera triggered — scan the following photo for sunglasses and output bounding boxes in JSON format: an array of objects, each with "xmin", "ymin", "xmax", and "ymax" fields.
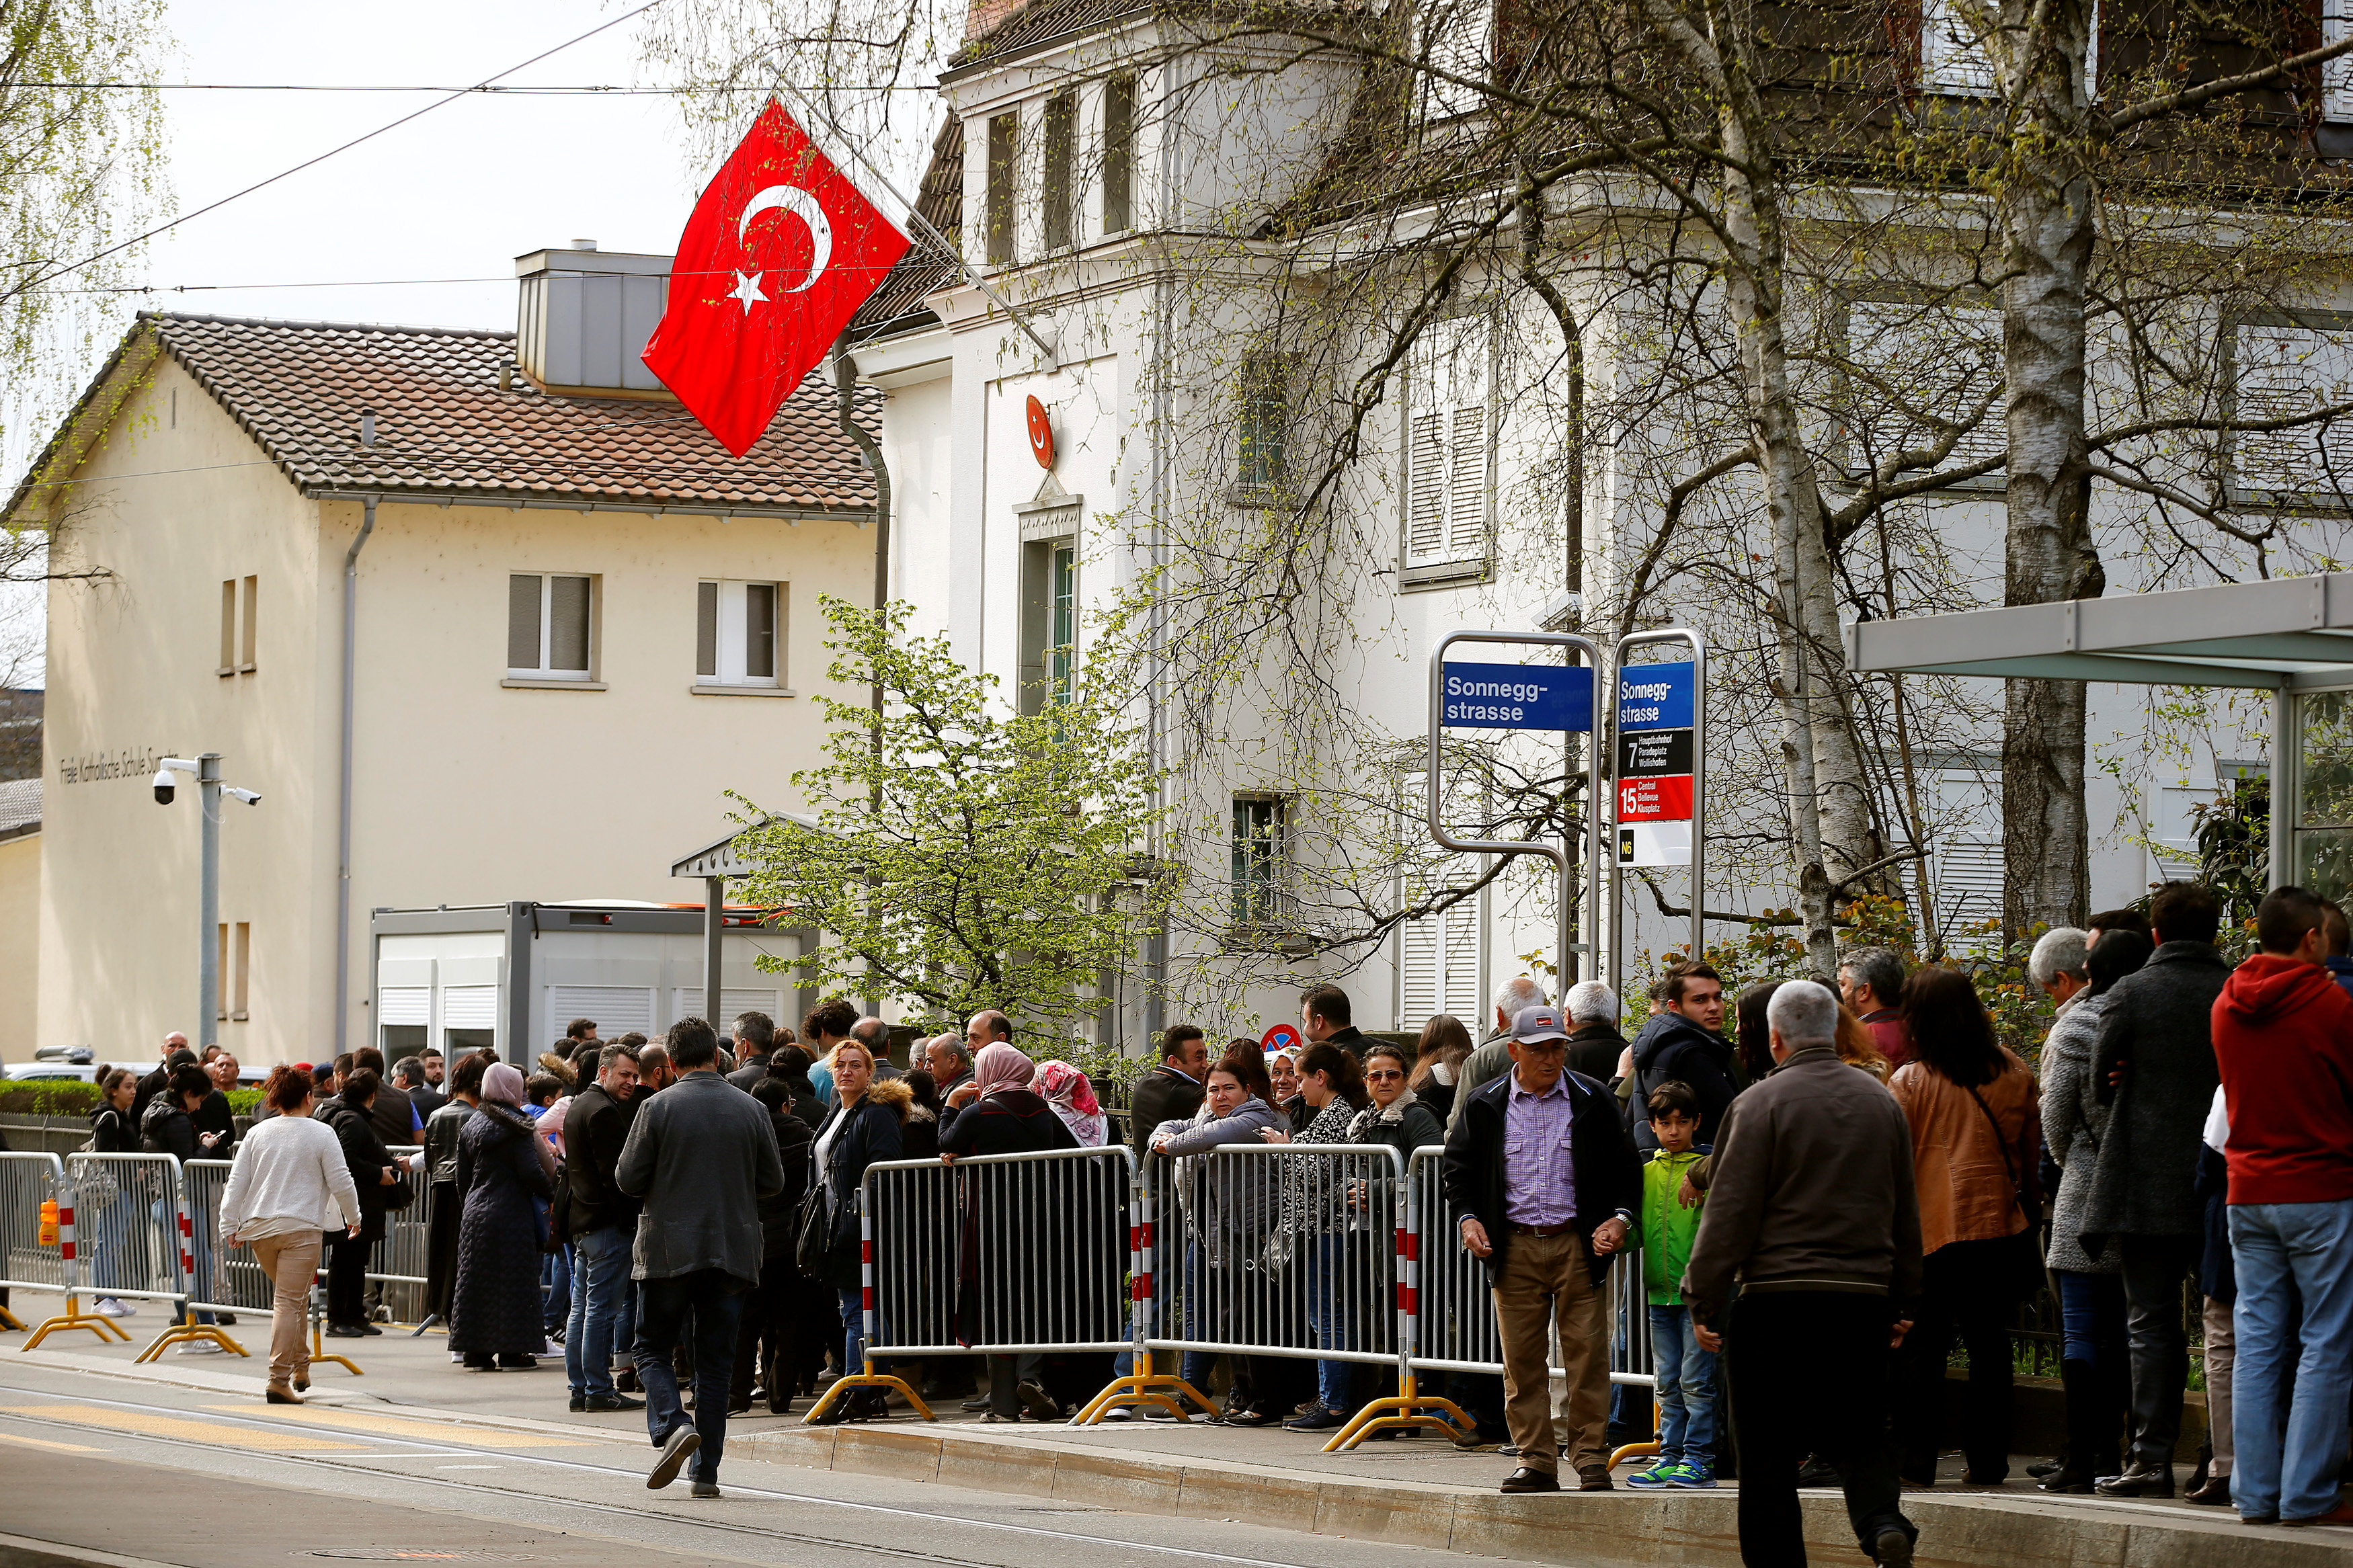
[{"xmin": 1365, "ymin": 1069, "xmax": 1404, "ymax": 1081}]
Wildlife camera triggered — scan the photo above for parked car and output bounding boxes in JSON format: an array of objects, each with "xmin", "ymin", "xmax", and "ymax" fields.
[{"xmin": 4, "ymin": 1063, "xmax": 100, "ymax": 1081}]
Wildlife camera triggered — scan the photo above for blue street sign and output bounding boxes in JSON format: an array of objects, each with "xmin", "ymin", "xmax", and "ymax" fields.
[
  {"xmin": 1617, "ymin": 662, "xmax": 1694, "ymax": 732},
  {"xmin": 1439, "ymin": 661, "xmax": 1595, "ymax": 732}
]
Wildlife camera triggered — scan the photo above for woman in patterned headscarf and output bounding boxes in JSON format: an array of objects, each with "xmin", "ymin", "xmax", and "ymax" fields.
[{"xmin": 1035, "ymin": 1060, "xmax": 1107, "ymax": 1148}]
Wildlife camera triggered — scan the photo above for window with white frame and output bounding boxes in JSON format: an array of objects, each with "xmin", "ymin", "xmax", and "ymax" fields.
[
  {"xmin": 1420, "ymin": 0, "xmax": 1492, "ymax": 119},
  {"xmin": 1400, "ymin": 893, "xmax": 1483, "ymax": 1026},
  {"xmin": 1231, "ymin": 796, "xmax": 1290, "ymax": 932},
  {"xmin": 2231, "ymin": 315, "xmax": 2353, "ymax": 506},
  {"xmin": 1924, "ymin": 764, "xmax": 2004, "ymax": 936},
  {"xmin": 1921, "ymin": 0, "xmax": 1996, "ymax": 95},
  {"xmin": 508, "ymin": 573, "xmax": 595, "ymax": 680},
  {"xmin": 1404, "ymin": 313, "xmax": 1491, "ymax": 577},
  {"xmin": 2328, "ymin": 1, "xmax": 2353, "ymax": 122},
  {"xmin": 1847, "ymin": 298, "xmax": 2006, "ymax": 485},
  {"xmin": 696, "ymin": 579, "xmax": 785, "ymax": 688}
]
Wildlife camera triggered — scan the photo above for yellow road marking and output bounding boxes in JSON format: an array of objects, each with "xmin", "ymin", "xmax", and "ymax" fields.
[
  {"xmin": 3, "ymin": 1405, "xmax": 368, "ymax": 1451},
  {"xmin": 210, "ymin": 1405, "xmax": 594, "ymax": 1448},
  {"xmin": 0, "ymin": 1428, "xmax": 106, "ymax": 1453}
]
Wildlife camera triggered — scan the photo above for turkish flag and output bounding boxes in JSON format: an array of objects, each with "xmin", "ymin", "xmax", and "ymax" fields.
[{"xmin": 641, "ymin": 99, "xmax": 910, "ymax": 456}]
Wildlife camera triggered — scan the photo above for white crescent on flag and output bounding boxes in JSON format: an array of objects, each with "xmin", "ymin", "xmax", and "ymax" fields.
[{"xmin": 738, "ymin": 184, "xmax": 832, "ymax": 294}]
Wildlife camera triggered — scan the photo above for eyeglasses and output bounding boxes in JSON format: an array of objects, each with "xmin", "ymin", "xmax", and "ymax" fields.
[{"xmin": 1365, "ymin": 1069, "xmax": 1404, "ymax": 1081}]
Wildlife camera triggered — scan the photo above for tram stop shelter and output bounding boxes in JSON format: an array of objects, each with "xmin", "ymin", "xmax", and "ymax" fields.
[{"xmin": 1844, "ymin": 573, "xmax": 2353, "ymax": 899}]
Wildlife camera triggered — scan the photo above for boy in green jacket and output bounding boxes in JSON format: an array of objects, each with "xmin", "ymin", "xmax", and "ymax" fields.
[{"xmin": 1626, "ymin": 1080, "xmax": 1716, "ymax": 1489}]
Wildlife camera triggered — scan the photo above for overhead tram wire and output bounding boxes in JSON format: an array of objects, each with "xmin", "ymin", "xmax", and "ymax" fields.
[
  {"xmin": 14, "ymin": 81, "xmax": 933, "ymax": 92},
  {"xmin": 19, "ymin": 0, "xmax": 675, "ymax": 296}
]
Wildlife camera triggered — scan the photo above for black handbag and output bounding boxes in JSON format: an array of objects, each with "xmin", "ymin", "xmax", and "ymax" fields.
[
  {"xmin": 1965, "ymin": 1083, "xmax": 2045, "ymax": 1301},
  {"xmin": 793, "ymin": 1182, "xmax": 832, "ymax": 1278},
  {"xmin": 382, "ymin": 1169, "xmax": 416, "ymax": 1212}
]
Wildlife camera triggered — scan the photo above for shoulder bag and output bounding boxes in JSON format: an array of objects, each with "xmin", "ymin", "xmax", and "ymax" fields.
[
  {"xmin": 793, "ymin": 1145, "xmax": 832, "ymax": 1278},
  {"xmin": 1964, "ymin": 1081, "xmax": 2046, "ymax": 1302}
]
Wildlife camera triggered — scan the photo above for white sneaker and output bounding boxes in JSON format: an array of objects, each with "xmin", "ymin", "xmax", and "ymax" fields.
[
  {"xmin": 450, "ymin": 1351, "xmax": 465, "ymax": 1363},
  {"xmin": 1099, "ymin": 1407, "xmax": 1133, "ymax": 1421},
  {"xmin": 95, "ymin": 1298, "xmax": 132, "ymax": 1317},
  {"xmin": 175, "ymin": 1340, "xmax": 224, "ymax": 1355}
]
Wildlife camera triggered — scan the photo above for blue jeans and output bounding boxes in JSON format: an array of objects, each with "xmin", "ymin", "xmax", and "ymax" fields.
[
  {"xmin": 1111, "ymin": 1242, "xmax": 1215, "ymax": 1389},
  {"xmin": 837, "ymin": 1285, "xmax": 865, "ymax": 1372},
  {"xmin": 1307, "ymin": 1233, "xmax": 1354, "ymax": 1410},
  {"xmin": 1648, "ymin": 1303, "xmax": 1716, "ymax": 1469},
  {"xmin": 635, "ymin": 1268, "xmax": 748, "ymax": 1485},
  {"xmin": 2229, "ymin": 1199, "xmax": 2353, "ymax": 1522},
  {"xmin": 2055, "ymin": 1268, "xmax": 2127, "ymax": 1370},
  {"xmin": 541, "ymin": 1234, "xmax": 572, "ymax": 1332},
  {"xmin": 565, "ymin": 1225, "xmax": 633, "ymax": 1399}
]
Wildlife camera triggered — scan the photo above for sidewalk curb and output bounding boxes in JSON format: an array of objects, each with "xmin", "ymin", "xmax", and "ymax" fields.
[
  {"xmin": 0, "ymin": 1531, "xmax": 186, "ymax": 1568},
  {"xmin": 732, "ymin": 1423, "xmax": 2344, "ymax": 1568}
]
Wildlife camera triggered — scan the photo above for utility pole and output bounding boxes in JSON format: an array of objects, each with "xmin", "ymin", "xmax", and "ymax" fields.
[{"xmin": 197, "ymin": 753, "xmax": 221, "ymax": 1050}]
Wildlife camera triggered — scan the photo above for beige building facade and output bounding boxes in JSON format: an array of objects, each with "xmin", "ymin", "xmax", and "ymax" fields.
[{"xmin": 15, "ymin": 258, "xmax": 878, "ymax": 1065}]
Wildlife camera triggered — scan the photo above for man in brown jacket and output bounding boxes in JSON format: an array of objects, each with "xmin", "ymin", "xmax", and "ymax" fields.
[{"xmin": 1683, "ymin": 980, "xmax": 1921, "ymax": 1568}]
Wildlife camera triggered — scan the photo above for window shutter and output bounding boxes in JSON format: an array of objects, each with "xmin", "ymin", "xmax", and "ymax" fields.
[
  {"xmin": 668, "ymin": 987, "xmax": 784, "ymax": 1030},
  {"xmin": 697, "ymin": 581, "xmax": 719, "ymax": 677},
  {"xmin": 546, "ymin": 985, "xmax": 655, "ymax": 1038},
  {"xmin": 1849, "ymin": 300, "xmax": 2005, "ymax": 480},
  {"xmin": 1405, "ymin": 316, "xmax": 1489, "ymax": 569},
  {"xmin": 440, "ymin": 985, "xmax": 499, "ymax": 1030},
  {"xmin": 2232, "ymin": 321, "xmax": 2353, "ymax": 502},
  {"xmin": 508, "ymin": 575, "xmax": 542, "ymax": 670},
  {"xmin": 2331, "ymin": 1, "xmax": 2353, "ymax": 122},
  {"xmin": 378, "ymin": 986, "xmax": 430, "ymax": 1026},
  {"xmin": 1398, "ymin": 893, "xmax": 1484, "ymax": 1025},
  {"xmin": 549, "ymin": 575, "xmax": 592, "ymax": 671}
]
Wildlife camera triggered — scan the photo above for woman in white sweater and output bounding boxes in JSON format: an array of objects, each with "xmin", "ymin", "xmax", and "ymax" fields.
[{"xmin": 218, "ymin": 1066, "xmax": 362, "ymax": 1403}]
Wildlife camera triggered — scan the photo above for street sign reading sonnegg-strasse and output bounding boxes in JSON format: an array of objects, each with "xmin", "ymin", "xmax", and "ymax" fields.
[{"xmin": 1439, "ymin": 660, "xmax": 1596, "ymax": 732}]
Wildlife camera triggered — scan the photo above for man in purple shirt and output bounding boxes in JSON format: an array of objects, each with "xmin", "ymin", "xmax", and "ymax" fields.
[{"xmin": 1442, "ymin": 1005, "xmax": 1642, "ymax": 1493}]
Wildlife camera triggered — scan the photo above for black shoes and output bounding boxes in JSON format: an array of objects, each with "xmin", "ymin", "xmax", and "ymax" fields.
[
  {"xmin": 1871, "ymin": 1528, "xmax": 1915, "ymax": 1567},
  {"xmin": 1500, "ymin": 1467, "xmax": 1560, "ymax": 1493},
  {"xmin": 569, "ymin": 1395, "xmax": 587, "ymax": 1412},
  {"xmin": 2186, "ymin": 1474, "xmax": 2233, "ymax": 1506},
  {"xmin": 2095, "ymin": 1460, "xmax": 2173, "ymax": 1498},
  {"xmin": 1015, "ymin": 1380, "xmax": 1062, "ymax": 1422},
  {"xmin": 326, "ymin": 1323, "xmax": 367, "ymax": 1339},
  {"xmin": 586, "ymin": 1393, "xmax": 646, "ymax": 1412},
  {"xmin": 1795, "ymin": 1456, "xmax": 1841, "ymax": 1488}
]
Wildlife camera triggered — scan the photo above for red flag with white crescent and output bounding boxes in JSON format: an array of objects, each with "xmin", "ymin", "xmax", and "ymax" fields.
[{"xmin": 641, "ymin": 99, "xmax": 910, "ymax": 456}]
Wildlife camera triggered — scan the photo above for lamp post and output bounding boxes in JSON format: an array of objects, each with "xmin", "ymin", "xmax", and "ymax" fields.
[{"xmin": 153, "ymin": 753, "xmax": 260, "ymax": 1050}]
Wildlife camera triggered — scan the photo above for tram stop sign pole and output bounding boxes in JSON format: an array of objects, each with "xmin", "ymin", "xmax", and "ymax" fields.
[
  {"xmin": 1427, "ymin": 630, "xmax": 1607, "ymax": 985},
  {"xmin": 1609, "ymin": 630, "xmax": 1707, "ymax": 989}
]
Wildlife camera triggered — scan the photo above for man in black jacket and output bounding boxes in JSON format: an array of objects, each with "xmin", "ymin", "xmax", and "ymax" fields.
[
  {"xmin": 1621, "ymin": 964, "xmax": 1734, "ymax": 1153},
  {"xmin": 725, "ymin": 1012, "xmax": 775, "ymax": 1089},
  {"xmin": 1441, "ymin": 1006, "xmax": 1640, "ymax": 1495},
  {"xmin": 1562, "ymin": 981, "xmax": 1627, "ymax": 1083},
  {"xmin": 1127, "ymin": 1026, "xmax": 1208, "ymax": 1165},
  {"xmin": 565, "ymin": 1042, "xmax": 645, "ymax": 1413},
  {"xmin": 132, "ymin": 1036, "xmax": 194, "ymax": 1128},
  {"xmin": 1300, "ymin": 983, "xmax": 1371, "ymax": 1060},
  {"xmin": 395, "ymin": 1057, "xmax": 445, "ymax": 1118}
]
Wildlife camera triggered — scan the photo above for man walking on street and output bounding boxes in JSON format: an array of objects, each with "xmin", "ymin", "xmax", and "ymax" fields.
[
  {"xmin": 615, "ymin": 1017, "xmax": 785, "ymax": 1496},
  {"xmin": 2084, "ymin": 880, "xmax": 2231, "ymax": 1498},
  {"xmin": 566, "ymin": 1042, "xmax": 646, "ymax": 1414},
  {"xmin": 2210, "ymin": 886, "xmax": 2353, "ymax": 1528},
  {"xmin": 1683, "ymin": 980, "xmax": 1920, "ymax": 1568},
  {"xmin": 1441, "ymin": 1005, "xmax": 1639, "ymax": 1493}
]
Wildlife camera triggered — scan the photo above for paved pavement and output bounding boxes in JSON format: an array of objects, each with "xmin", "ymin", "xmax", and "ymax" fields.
[{"xmin": 1, "ymin": 1288, "xmax": 2345, "ymax": 1568}]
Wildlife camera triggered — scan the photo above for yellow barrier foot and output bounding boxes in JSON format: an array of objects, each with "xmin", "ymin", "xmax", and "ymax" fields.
[
  {"xmin": 1072, "ymin": 1372, "xmax": 1215, "ymax": 1426},
  {"xmin": 135, "ymin": 1317, "xmax": 249, "ymax": 1363},
  {"xmin": 1324, "ymin": 1394, "xmax": 1480, "ymax": 1453},
  {"xmin": 803, "ymin": 1371, "xmax": 934, "ymax": 1424},
  {"xmin": 22, "ymin": 1296, "xmax": 127, "ymax": 1351},
  {"xmin": 0, "ymin": 1302, "xmax": 24, "ymax": 1331}
]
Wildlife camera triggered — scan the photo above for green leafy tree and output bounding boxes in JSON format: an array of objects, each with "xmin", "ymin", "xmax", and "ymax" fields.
[{"xmin": 731, "ymin": 595, "xmax": 1167, "ymax": 1042}]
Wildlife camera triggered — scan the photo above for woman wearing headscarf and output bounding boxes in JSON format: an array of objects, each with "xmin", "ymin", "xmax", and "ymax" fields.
[
  {"xmin": 448, "ymin": 1063, "xmax": 557, "ymax": 1371},
  {"xmin": 940, "ymin": 1042, "xmax": 1080, "ymax": 1421},
  {"xmin": 1036, "ymin": 1061, "xmax": 1108, "ymax": 1148}
]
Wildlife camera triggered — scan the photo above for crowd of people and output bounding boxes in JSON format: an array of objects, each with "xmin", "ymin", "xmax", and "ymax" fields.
[{"xmin": 67, "ymin": 875, "xmax": 2353, "ymax": 1543}]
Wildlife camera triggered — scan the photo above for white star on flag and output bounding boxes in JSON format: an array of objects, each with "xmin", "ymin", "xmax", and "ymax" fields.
[{"xmin": 729, "ymin": 269, "xmax": 768, "ymax": 313}]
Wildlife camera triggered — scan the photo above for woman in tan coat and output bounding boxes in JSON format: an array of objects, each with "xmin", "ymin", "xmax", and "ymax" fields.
[{"xmin": 1887, "ymin": 965, "xmax": 2042, "ymax": 1488}]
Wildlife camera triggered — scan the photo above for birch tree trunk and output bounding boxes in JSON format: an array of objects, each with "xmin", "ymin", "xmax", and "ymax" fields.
[
  {"xmin": 1989, "ymin": 0, "xmax": 2104, "ymax": 935},
  {"xmin": 1643, "ymin": 0, "xmax": 1883, "ymax": 977}
]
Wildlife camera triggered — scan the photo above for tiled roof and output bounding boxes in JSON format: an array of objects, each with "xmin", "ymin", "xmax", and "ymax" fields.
[
  {"xmin": 853, "ymin": 116, "xmax": 965, "ymax": 336},
  {"xmin": 11, "ymin": 313, "xmax": 880, "ymax": 521},
  {"xmin": 0, "ymin": 777, "xmax": 39, "ymax": 841},
  {"xmin": 945, "ymin": 0, "xmax": 1148, "ymax": 71}
]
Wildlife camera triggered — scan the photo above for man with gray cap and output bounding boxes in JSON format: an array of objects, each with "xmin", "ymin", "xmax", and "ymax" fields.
[
  {"xmin": 1442, "ymin": 1003, "xmax": 1640, "ymax": 1493},
  {"xmin": 1683, "ymin": 979, "xmax": 1920, "ymax": 1568}
]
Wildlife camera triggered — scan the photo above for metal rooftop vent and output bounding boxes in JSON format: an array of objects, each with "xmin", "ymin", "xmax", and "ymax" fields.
[{"xmin": 513, "ymin": 241, "xmax": 671, "ymax": 399}]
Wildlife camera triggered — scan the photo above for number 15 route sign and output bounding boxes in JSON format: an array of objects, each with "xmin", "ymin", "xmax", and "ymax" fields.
[{"xmin": 1618, "ymin": 661, "xmax": 1695, "ymax": 867}]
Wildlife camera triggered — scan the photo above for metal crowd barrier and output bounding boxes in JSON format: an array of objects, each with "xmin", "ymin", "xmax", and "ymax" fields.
[
  {"xmin": 3, "ymin": 1151, "xmax": 125, "ymax": 1349},
  {"xmin": 182, "ymin": 1155, "xmax": 361, "ymax": 1378},
  {"xmin": 805, "ymin": 1145, "xmax": 1135, "ymax": 1422},
  {"xmin": 53, "ymin": 1153, "xmax": 237, "ymax": 1360},
  {"xmin": 367, "ymin": 1145, "xmax": 430, "ymax": 1325}
]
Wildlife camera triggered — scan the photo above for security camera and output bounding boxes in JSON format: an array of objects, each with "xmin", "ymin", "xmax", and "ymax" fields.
[
  {"xmin": 225, "ymin": 787, "xmax": 260, "ymax": 807},
  {"xmin": 1539, "ymin": 592, "xmax": 1583, "ymax": 634},
  {"xmin": 152, "ymin": 767, "xmax": 176, "ymax": 805}
]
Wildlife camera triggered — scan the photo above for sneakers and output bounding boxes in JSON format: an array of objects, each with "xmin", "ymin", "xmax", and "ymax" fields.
[
  {"xmin": 1098, "ymin": 1406, "xmax": 1133, "ymax": 1422},
  {"xmin": 648, "ymin": 1426, "xmax": 701, "ymax": 1489},
  {"xmin": 94, "ymin": 1298, "xmax": 132, "ymax": 1318},
  {"xmin": 1014, "ymin": 1380, "xmax": 1062, "ymax": 1422},
  {"xmin": 1626, "ymin": 1462, "xmax": 1677, "ymax": 1490},
  {"xmin": 1661, "ymin": 1461, "xmax": 1716, "ymax": 1489},
  {"xmin": 174, "ymin": 1340, "xmax": 224, "ymax": 1356},
  {"xmin": 1282, "ymin": 1403, "xmax": 1347, "ymax": 1432}
]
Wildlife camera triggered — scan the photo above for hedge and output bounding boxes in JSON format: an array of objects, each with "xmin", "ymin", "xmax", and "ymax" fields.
[{"xmin": 0, "ymin": 1081, "xmax": 266, "ymax": 1118}]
